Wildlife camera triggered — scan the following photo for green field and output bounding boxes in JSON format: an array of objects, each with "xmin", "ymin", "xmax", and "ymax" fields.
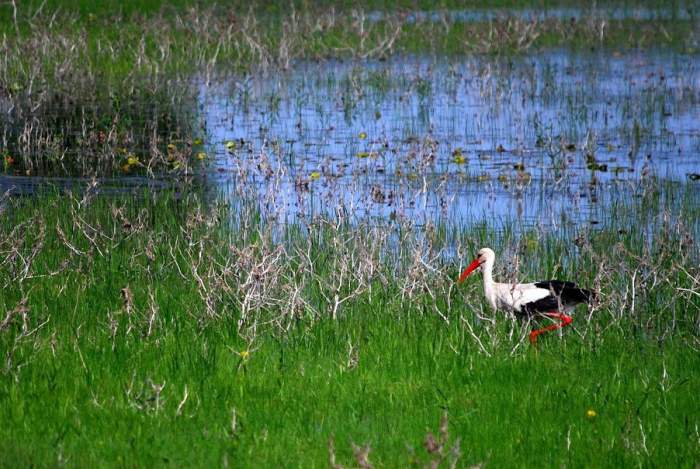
[{"xmin": 1, "ymin": 189, "xmax": 699, "ymax": 466}]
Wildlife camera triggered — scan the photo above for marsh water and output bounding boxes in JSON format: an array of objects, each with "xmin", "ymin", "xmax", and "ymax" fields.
[
  {"xmin": 366, "ymin": 5, "xmax": 695, "ymax": 23},
  {"xmin": 199, "ymin": 50, "xmax": 700, "ymax": 231},
  {"xmin": 3, "ymin": 49, "xmax": 700, "ymax": 233}
]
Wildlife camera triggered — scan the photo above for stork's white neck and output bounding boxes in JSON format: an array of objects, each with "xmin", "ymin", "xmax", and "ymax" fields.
[
  {"xmin": 481, "ymin": 257, "xmax": 497, "ymax": 310},
  {"xmin": 481, "ymin": 259, "xmax": 494, "ymax": 284}
]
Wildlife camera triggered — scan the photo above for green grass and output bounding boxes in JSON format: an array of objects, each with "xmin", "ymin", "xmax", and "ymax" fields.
[
  {"xmin": 3, "ymin": 0, "xmax": 694, "ymax": 18},
  {"xmin": 0, "ymin": 189, "xmax": 698, "ymax": 466},
  {"xmin": 4, "ymin": 312, "xmax": 699, "ymax": 466}
]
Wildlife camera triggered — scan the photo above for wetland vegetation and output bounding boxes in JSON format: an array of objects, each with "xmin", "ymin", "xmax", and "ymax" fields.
[{"xmin": 1, "ymin": 1, "xmax": 699, "ymax": 467}]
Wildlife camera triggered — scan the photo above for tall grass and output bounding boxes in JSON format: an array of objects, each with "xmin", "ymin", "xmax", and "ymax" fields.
[{"xmin": 0, "ymin": 186, "xmax": 698, "ymax": 465}]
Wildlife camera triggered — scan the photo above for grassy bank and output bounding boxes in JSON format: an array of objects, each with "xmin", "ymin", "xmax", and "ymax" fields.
[{"xmin": 0, "ymin": 188, "xmax": 698, "ymax": 466}]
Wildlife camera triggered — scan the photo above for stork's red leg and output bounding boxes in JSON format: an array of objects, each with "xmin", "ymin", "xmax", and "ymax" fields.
[{"xmin": 529, "ymin": 312, "xmax": 573, "ymax": 344}]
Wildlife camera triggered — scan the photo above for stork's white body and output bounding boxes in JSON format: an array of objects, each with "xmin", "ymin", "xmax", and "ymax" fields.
[
  {"xmin": 482, "ymin": 279, "xmax": 559, "ymax": 314},
  {"xmin": 460, "ymin": 248, "xmax": 592, "ymax": 316},
  {"xmin": 459, "ymin": 248, "xmax": 594, "ymax": 343},
  {"xmin": 473, "ymin": 249, "xmax": 552, "ymax": 314}
]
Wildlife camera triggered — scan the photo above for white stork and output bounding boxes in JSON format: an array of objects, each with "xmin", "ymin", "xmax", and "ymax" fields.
[{"xmin": 458, "ymin": 248, "xmax": 596, "ymax": 344}]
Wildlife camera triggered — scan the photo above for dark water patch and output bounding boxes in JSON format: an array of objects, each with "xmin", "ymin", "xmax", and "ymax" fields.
[{"xmin": 0, "ymin": 174, "xmax": 182, "ymax": 200}]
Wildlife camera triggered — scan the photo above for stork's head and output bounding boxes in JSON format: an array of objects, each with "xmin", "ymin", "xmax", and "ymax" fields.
[{"xmin": 458, "ymin": 247, "xmax": 495, "ymax": 282}]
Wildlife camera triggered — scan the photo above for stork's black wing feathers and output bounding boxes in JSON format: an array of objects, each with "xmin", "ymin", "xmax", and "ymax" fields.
[
  {"xmin": 534, "ymin": 280, "xmax": 596, "ymax": 304},
  {"xmin": 520, "ymin": 295, "xmax": 561, "ymax": 317},
  {"xmin": 518, "ymin": 280, "xmax": 596, "ymax": 318}
]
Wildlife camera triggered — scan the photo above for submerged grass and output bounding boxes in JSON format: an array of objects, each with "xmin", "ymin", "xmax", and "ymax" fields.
[{"xmin": 0, "ymin": 187, "xmax": 698, "ymax": 466}]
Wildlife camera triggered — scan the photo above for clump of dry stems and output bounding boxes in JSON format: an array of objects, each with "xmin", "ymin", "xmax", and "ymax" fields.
[{"xmin": 0, "ymin": 185, "xmax": 698, "ymax": 369}]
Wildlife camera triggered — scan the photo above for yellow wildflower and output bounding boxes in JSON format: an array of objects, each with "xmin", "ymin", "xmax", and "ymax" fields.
[
  {"xmin": 196, "ymin": 152, "xmax": 206, "ymax": 161},
  {"xmin": 239, "ymin": 350, "xmax": 250, "ymax": 360},
  {"xmin": 358, "ymin": 131, "xmax": 367, "ymax": 140},
  {"xmin": 193, "ymin": 138, "xmax": 203, "ymax": 145},
  {"xmin": 310, "ymin": 171, "xmax": 320, "ymax": 180},
  {"xmin": 127, "ymin": 155, "xmax": 140, "ymax": 166},
  {"xmin": 586, "ymin": 409, "xmax": 597, "ymax": 418},
  {"xmin": 357, "ymin": 151, "xmax": 370, "ymax": 158},
  {"xmin": 225, "ymin": 140, "xmax": 236, "ymax": 151},
  {"xmin": 453, "ymin": 154, "xmax": 466, "ymax": 164},
  {"xmin": 167, "ymin": 143, "xmax": 176, "ymax": 152}
]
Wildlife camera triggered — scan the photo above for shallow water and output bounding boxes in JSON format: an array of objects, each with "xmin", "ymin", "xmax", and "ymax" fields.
[
  {"xmin": 198, "ymin": 50, "xmax": 700, "ymax": 231},
  {"xmin": 367, "ymin": 5, "xmax": 695, "ymax": 23}
]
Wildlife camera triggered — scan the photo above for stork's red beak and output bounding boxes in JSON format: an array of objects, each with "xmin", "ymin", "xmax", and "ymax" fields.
[{"xmin": 458, "ymin": 258, "xmax": 481, "ymax": 283}]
